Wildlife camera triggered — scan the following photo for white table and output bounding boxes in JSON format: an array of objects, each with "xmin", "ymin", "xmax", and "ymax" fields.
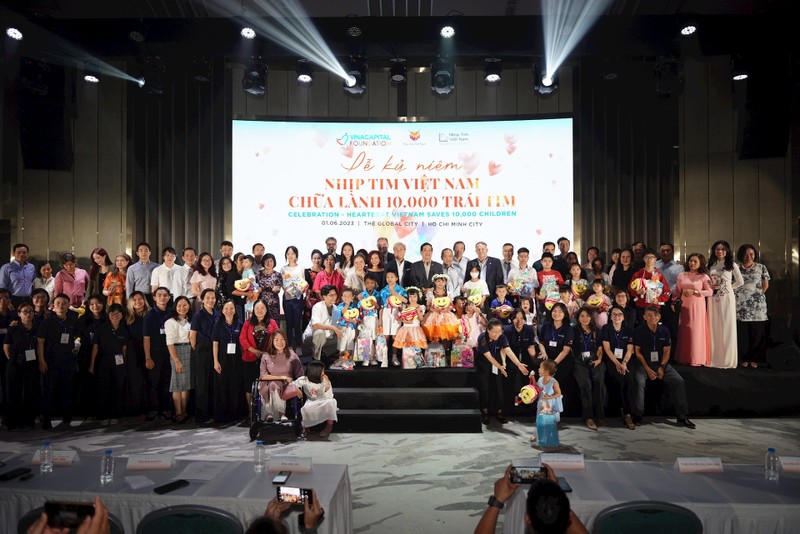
[
  {"xmin": 0, "ymin": 453, "xmax": 352, "ymax": 534},
  {"xmin": 504, "ymin": 461, "xmax": 800, "ymax": 534}
]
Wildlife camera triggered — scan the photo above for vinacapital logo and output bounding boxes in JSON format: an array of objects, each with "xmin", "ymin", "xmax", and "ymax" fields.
[{"xmin": 336, "ymin": 133, "xmax": 392, "ymax": 146}]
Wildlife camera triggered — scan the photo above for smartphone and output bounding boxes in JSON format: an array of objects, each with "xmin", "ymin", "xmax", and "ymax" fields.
[
  {"xmin": 272, "ymin": 471, "xmax": 291, "ymax": 484},
  {"xmin": 153, "ymin": 479, "xmax": 190, "ymax": 495},
  {"xmin": 44, "ymin": 501, "xmax": 95, "ymax": 528},
  {"xmin": 0, "ymin": 467, "xmax": 32, "ymax": 481},
  {"xmin": 557, "ymin": 476, "xmax": 572, "ymax": 493},
  {"xmin": 276, "ymin": 485, "xmax": 313, "ymax": 506},
  {"xmin": 510, "ymin": 466, "xmax": 547, "ymax": 484}
]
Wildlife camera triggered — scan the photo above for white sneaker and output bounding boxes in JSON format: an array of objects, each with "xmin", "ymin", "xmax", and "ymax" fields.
[
  {"xmin": 362, "ymin": 360, "xmax": 370, "ymax": 366},
  {"xmin": 280, "ymin": 415, "xmax": 289, "ymax": 422},
  {"xmin": 391, "ymin": 356, "xmax": 400, "ymax": 367},
  {"xmin": 371, "ymin": 359, "xmax": 379, "ymax": 366},
  {"xmin": 381, "ymin": 357, "xmax": 388, "ymax": 368}
]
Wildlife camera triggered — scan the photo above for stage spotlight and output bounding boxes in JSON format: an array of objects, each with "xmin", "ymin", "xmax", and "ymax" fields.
[
  {"xmin": 296, "ymin": 61, "xmax": 313, "ymax": 84},
  {"xmin": 347, "ymin": 26, "xmax": 362, "ymax": 38},
  {"xmin": 137, "ymin": 77, "xmax": 145, "ymax": 88},
  {"xmin": 680, "ymin": 24, "xmax": 696, "ymax": 36},
  {"xmin": 731, "ymin": 55, "xmax": 748, "ymax": 81},
  {"xmin": 242, "ymin": 58, "xmax": 267, "ymax": 96},
  {"xmin": 343, "ymin": 57, "xmax": 367, "ymax": 95},
  {"xmin": 83, "ymin": 64, "xmax": 100, "ymax": 83},
  {"xmin": 484, "ymin": 60, "xmax": 502, "ymax": 84},
  {"xmin": 389, "ymin": 59, "xmax": 407, "ymax": 85},
  {"xmin": 6, "ymin": 27, "xmax": 23, "ymax": 40},
  {"xmin": 192, "ymin": 59, "xmax": 212, "ymax": 83},
  {"xmin": 440, "ymin": 25, "xmax": 455, "ymax": 39},
  {"xmin": 241, "ymin": 27, "xmax": 256, "ymax": 39},
  {"xmin": 533, "ymin": 64, "xmax": 558, "ymax": 95},
  {"xmin": 431, "ymin": 58, "xmax": 454, "ymax": 95}
]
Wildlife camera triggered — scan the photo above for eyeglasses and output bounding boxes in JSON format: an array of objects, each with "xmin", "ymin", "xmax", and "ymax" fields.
[{"xmin": 19, "ymin": 310, "xmax": 34, "ymax": 315}]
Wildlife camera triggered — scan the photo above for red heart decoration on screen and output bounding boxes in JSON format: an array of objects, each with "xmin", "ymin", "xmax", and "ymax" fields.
[
  {"xmin": 488, "ymin": 161, "xmax": 502, "ymax": 176},
  {"xmin": 394, "ymin": 220, "xmax": 414, "ymax": 239},
  {"xmin": 459, "ymin": 152, "xmax": 480, "ymax": 175},
  {"xmin": 258, "ymin": 203, "xmax": 265, "ymax": 210},
  {"xmin": 341, "ymin": 145, "xmax": 354, "ymax": 157},
  {"xmin": 504, "ymin": 134, "xmax": 517, "ymax": 145},
  {"xmin": 535, "ymin": 228, "xmax": 542, "ymax": 236},
  {"xmin": 506, "ymin": 144, "xmax": 517, "ymax": 155}
]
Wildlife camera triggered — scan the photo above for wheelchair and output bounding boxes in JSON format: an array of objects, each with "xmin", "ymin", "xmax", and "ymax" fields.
[{"xmin": 248, "ymin": 378, "xmax": 304, "ymax": 443}]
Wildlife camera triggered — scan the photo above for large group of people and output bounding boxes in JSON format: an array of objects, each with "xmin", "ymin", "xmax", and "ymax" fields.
[{"xmin": 0, "ymin": 234, "xmax": 771, "ymax": 433}]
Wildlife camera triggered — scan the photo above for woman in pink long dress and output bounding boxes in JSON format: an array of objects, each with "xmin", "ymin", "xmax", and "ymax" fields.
[{"xmin": 674, "ymin": 253, "xmax": 713, "ymax": 366}]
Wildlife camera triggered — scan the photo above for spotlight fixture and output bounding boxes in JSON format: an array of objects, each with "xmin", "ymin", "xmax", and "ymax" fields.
[
  {"xmin": 192, "ymin": 59, "xmax": 212, "ymax": 83},
  {"xmin": 346, "ymin": 26, "xmax": 362, "ymax": 38},
  {"xmin": 533, "ymin": 64, "xmax": 558, "ymax": 95},
  {"xmin": 343, "ymin": 57, "xmax": 367, "ymax": 95},
  {"xmin": 296, "ymin": 61, "xmax": 313, "ymax": 85},
  {"xmin": 242, "ymin": 58, "xmax": 267, "ymax": 96},
  {"xmin": 6, "ymin": 27, "xmax": 23, "ymax": 40},
  {"xmin": 603, "ymin": 72, "xmax": 618, "ymax": 81},
  {"xmin": 83, "ymin": 64, "xmax": 100, "ymax": 83},
  {"xmin": 680, "ymin": 24, "xmax": 696, "ymax": 36},
  {"xmin": 241, "ymin": 27, "xmax": 256, "ymax": 39},
  {"xmin": 129, "ymin": 30, "xmax": 145, "ymax": 42},
  {"xmin": 484, "ymin": 59, "xmax": 502, "ymax": 84},
  {"xmin": 731, "ymin": 56, "xmax": 748, "ymax": 81},
  {"xmin": 137, "ymin": 77, "xmax": 145, "ymax": 88},
  {"xmin": 431, "ymin": 57, "xmax": 455, "ymax": 95},
  {"xmin": 440, "ymin": 25, "xmax": 455, "ymax": 38},
  {"xmin": 389, "ymin": 59, "xmax": 407, "ymax": 85}
]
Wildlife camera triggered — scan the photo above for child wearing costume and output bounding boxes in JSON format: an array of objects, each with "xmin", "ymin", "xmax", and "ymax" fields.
[
  {"xmin": 359, "ymin": 273, "xmax": 381, "ymax": 343},
  {"xmin": 335, "ymin": 288, "xmax": 360, "ymax": 358},
  {"xmin": 393, "ymin": 287, "xmax": 428, "ymax": 350},
  {"xmin": 537, "ymin": 359, "xmax": 563, "ymax": 422},
  {"xmin": 490, "ymin": 284, "xmax": 515, "ymax": 326},
  {"xmin": 585, "ymin": 279, "xmax": 612, "ymax": 328},
  {"xmin": 293, "ymin": 360, "xmax": 337, "ymax": 438},
  {"xmin": 422, "ymin": 274, "xmax": 462, "ymax": 343},
  {"xmin": 239, "ymin": 255, "xmax": 260, "ymax": 319},
  {"xmin": 379, "ymin": 270, "xmax": 407, "ymax": 366}
]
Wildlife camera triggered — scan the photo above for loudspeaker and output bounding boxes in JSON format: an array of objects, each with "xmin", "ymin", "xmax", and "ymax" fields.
[
  {"xmin": 18, "ymin": 57, "xmax": 73, "ymax": 171},
  {"xmin": 766, "ymin": 342, "xmax": 800, "ymax": 371}
]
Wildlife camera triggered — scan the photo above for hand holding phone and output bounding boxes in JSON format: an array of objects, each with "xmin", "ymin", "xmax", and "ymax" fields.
[
  {"xmin": 509, "ymin": 465, "xmax": 547, "ymax": 484},
  {"xmin": 276, "ymin": 486, "xmax": 313, "ymax": 507},
  {"xmin": 44, "ymin": 501, "xmax": 95, "ymax": 528}
]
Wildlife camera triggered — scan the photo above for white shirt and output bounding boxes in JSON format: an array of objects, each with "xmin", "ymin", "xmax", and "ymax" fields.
[
  {"xmin": 178, "ymin": 264, "xmax": 194, "ymax": 298},
  {"xmin": 395, "ymin": 259, "xmax": 407, "ymax": 286},
  {"xmin": 655, "ymin": 260, "xmax": 684, "ymax": 293},
  {"xmin": 164, "ymin": 317, "xmax": 191, "ymax": 345},
  {"xmin": 150, "ymin": 263, "xmax": 185, "ymax": 298},
  {"xmin": 443, "ymin": 264, "xmax": 462, "ymax": 299},
  {"xmin": 454, "ymin": 256, "xmax": 469, "ymax": 284},
  {"xmin": 310, "ymin": 301, "xmax": 335, "ymax": 338}
]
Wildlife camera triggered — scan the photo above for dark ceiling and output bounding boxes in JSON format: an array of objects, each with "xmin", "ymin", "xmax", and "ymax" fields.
[{"xmin": 0, "ymin": 0, "xmax": 794, "ymax": 70}]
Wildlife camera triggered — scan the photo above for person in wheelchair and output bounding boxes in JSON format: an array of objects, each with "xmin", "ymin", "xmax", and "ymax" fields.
[{"xmin": 258, "ymin": 330, "xmax": 304, "ymax": 422}]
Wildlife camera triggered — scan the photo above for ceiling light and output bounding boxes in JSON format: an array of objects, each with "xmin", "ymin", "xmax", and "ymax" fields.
[
  {"xmin": 680, "ymin": 24, "xmax": 696, "ymax": 36},
  {"xmin": 731, "ymin": 55, "xmax": 748, "ymax": 82},
  {"xmin": 343, "ymin": 57, "xmax": 367, "ymax": 95},
  {"xmin": 243, "ymin": 58, "xmax": 267, "ymax": 96},
  {"xmin": 83, "ymin": 62, "xmax": 100, "ymax": 83},
  {"xmin": 296, "ymin": 61, "xmax": 313, "ymax": 84},
  {"xmin": 241, "ymin": 27, "xmax": 256, "ymax": 39},
  {"xmin": 347, "ymin": 26, "xmax": 362, "ymax": 38},
  {"xmin": 6, "ymin": 27, "xmax": 23, "ymax": 40},
  {"xmin": 440, "ymin": 25, "xmax": 455, "ymax": 39},
  {"xmin": 484, "ymin": 60, "xmax": 502, "ymax": 84},
  {"xmin": 431, "ymin": 58, "xmax": 454, "ymax": 95},
  {"xmin": 137, "ymin": 78, "xmax": 145, "ymax": 88},
  {"xmin": 129, "ymin": 30, "xmax": 145, "ymax": 42},
  {"xmin": 732, "ymin": 73, "xmax": 748, "ymax": 81},
  {"xmin": 534, "ymin": 64, "xmax": 558, "ymax": 95},
  {"xmin": 603, "ymin": 72, "xmax": 618, "ymax": 81},
  {"xmin": 389, "ymin": 60, "xmax": 407, "ymax": 85}
]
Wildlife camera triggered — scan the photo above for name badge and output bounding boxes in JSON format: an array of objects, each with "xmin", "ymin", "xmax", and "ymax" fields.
[
  {"xmin": 159, "ymin": 328, "xmax": 166, "ymax": 335},
  {"xmin": 115, "ymin": 354, "xmax": 124, "ymax": 365},
  {"xmin": 549, "ymin": 340, "xmax": 558, "ymax": 347},
  {"xmin": 614, "ymin": 348, "xmax": 624, "ymax": 359},
  {"xmin": 492, "ymin": 365, "xmax": 499, "ymax": 375},
  {"xmin": 650, "ymin": 351, "xmax": 659, "ymax": 363},
  {"xmin": 89, "ymin": 332, "xmax": 94, "ymax": 341},
  {"xmin": 581, "ymin": 351, "xmax": 591, "ymax": 361},
  {"xmin": 60, "ymin": 333, "xmax": 70, "ymax": 344},
  {"xmin": 227, "ymin": 343, "xmax": 236, "ymax": 354},
  {"xmin": 25, "ymin": 349, "xmax": 36, "ymax": 362}
]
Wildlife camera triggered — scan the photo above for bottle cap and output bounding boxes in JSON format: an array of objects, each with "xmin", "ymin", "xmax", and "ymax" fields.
[
  {"xmin": 256, "ymin": 441, "xmax": 264, "ymax": 446},
  {"xmin": 105, "ymin": 450, "xmax": 113, "ymax": 455},
  {"xmin": 42, "ymin": 441, "xmax": 50, "ymax": 446},
  {"xmin": 767, "ymin": 448, "xmax": 776, "ymax": 453}
]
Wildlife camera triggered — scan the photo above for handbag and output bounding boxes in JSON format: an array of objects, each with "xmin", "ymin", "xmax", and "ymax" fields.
[{"xmin": 280, "ymin": 383, "xmax": 299, "ymax": 401}]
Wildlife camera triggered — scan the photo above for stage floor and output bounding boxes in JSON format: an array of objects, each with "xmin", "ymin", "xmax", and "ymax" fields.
[{"xmin": 2, "ymin": 416, "xmax": 799, "ymax": 533}]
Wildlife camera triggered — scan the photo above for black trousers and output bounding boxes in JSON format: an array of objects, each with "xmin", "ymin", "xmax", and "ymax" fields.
[
  {"xmin": 737, "ymin": 320, "xmax": 767, "ymax": 364},
  {"xmin": 5, "ymin": 358, "xmax": 40, "ymax": 428},
  {"xmin": 95, "ymin": 353, "xmax": 128, "ymax": 420},
  {"xmin": 193, "ymin": 342, "xmax": 214, "ymax": 420},
  {"xmin": 573, "ymin": 361, "xmax": 606, "ymax": 420},
  {"xmin": 147, "ymin": 345, "xmax": 172, "ymax": 415},
  {"xmin": 42, "ymin": 355, "xmax": 77, "ymax": 422},
  {"xmin": 126, "ymin": 339, "xmax": 148, "ymax": 415},
  {"xmin": 476, "ymin": 362, "xmax": 504, "ymax": 412},
  {"xmin": 605, "ymin": 362, "xmax": 634, "ymax": 415}
]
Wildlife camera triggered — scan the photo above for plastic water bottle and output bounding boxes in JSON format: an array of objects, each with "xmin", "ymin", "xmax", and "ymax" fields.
[
  {"xmin": 254, "ymin": 441, "xmax": 266, "ymax": 474},
  {"xmin": 39, "ymin": 441, "xmax": 54, "ymax": 474},
  {"xmin": 100, "ymin": 450, "xmax": 115, "ymax": 486},
  {"xmin": 765, "ymin": 448, "xmax": 780, "ymax": 483}
]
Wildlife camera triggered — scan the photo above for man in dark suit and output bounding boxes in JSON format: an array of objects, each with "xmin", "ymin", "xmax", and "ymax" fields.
[
  {"xmin": 466, "ymin": 241, "xmax": 504, "ymax": 313},
  {"xmin": 409, "ymin": 242, "xmax": 444, "ymax": 293},
  {"xmin": 377, "ymin": 237, "xmax": 395, "ymax": 265},
  {"xmin": 384, "ymin": 242, "xmax": 413, "ymax": 287}
]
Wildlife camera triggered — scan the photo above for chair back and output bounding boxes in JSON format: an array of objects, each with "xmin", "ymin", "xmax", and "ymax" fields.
[
  {"xmin": 18, "ymin": 506, "xmax": 124, "ymax": 534},
  {"xmin": 593, "ymin": 500, "xmax": 703, "ymax": 534},
  {"xmin": 136, "ymin": 504, "xmax": 244, "ymax": 534}
]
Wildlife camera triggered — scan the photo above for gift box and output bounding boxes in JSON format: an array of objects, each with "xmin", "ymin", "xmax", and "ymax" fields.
[
  {"xmin": 450, "ymin": 341, "xmax": 469, "ymax": 367},
  {"xmin": 355, "ymin": 336, "xmax": 372, "ymax": 363},
  {"xmin": 536, "ymin": 412, "xmax": 560, "ymax": 447},
  {"xmin": 374, "ymin": 335, "xmax": 387, "ymax": 363},
  {"xmin": 460, "ymin": 345, "xmax": 475, "ymax": 368},
  {"xmin": 402, "ymin": 346, "xmax": 423, "ymax": 369},
  {"xmin": 426, "ymin": 342, "xmax": 446, "ymax": 367}
]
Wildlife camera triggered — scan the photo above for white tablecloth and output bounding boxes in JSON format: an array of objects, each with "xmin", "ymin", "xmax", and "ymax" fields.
[
  {"xmin": 0, "ymin": 453, "xmax": 352, "ymax": 534},
  {"xmin": 504, "ymin": 461, "xmax": 800, "ymax": 534}
]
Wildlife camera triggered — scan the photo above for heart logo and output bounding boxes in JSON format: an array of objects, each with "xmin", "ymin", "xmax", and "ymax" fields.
[
  {"xmin": 313, "ymin": 130, "xmax": 330, "ymax": 148},
  {"xmin": 488, "ymin": 161, "xmax": 502, "ymax": 176},
  {"xmin": 548, "ymin": 153, "xmax": 554, "ymax": 158},
  {"xmin": 459, "ymin": 152, "xmax": 480, "ymax": 175},
  {"xmin": 341, "ymin": 145, "xmax": 354, "ymax": 158},
  {"xmin": 258, "ymin": 203, "xmax": 265, "ymax": 210},
  {"xmin": 504, "ymin": 134, "xmax": 517, "ymax": 145},
  {"xmin": 506, "ymin": 144, "xmax": 517, "ymax": 155},
  {"xmin": 535, "ymin": 228, "xmax": 542, "ymax": 236},
  {"xmin": 392, "ymin": 211, "xmax": 415, "ymax": 239}
]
